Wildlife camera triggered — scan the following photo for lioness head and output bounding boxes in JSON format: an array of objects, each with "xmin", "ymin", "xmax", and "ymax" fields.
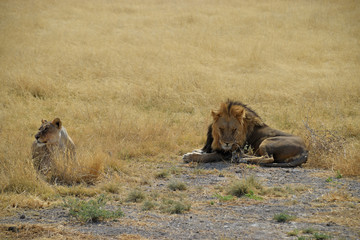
[{"xmin": 35, "ymin": 118, "xmax": 62, "ymax": 144}]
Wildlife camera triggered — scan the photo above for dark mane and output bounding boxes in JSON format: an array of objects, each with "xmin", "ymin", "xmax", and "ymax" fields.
[{"xmin": 226, "ymin": 100, "xmax": 262, "ymax": 119}]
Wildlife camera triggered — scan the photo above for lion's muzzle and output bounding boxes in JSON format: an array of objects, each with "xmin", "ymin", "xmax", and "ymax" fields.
[{"xmin": 221, "ymin": 142, "xmax": 233, "ymax": 151}]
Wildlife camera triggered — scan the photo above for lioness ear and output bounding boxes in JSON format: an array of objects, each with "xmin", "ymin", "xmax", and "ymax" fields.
[
  {"xmin": 41, "ymin": 119, "xmax": 47, "ymax": 124},
  {"xmin": 52, "ymin": 118, "xmax": 62, "ymax": 129}
]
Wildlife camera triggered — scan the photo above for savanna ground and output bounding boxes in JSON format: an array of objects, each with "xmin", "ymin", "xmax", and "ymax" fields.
[{"xmin": 0, "ymin": 0, "xmax": 359, "ymax": 239}]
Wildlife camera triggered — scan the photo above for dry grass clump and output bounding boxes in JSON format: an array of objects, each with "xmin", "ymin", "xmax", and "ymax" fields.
[
  {"xmin": 0, "ymin": 0, "xmax": 359, "ymax": 202},
  {"xmin": 0, "ymin": 193, "xmax": 53, "ymax": 215},
  {"xmin": 0, "ymin": 165, "xmax": 47, "ymax": 195},
  {"xmin": 303, "ymin": 119, "xmax": 360, "ymax": 176},
  {"xmin": 126, "ymin": 189, "xmax": 146, "ymax": 203},
  {"xmin": 142, "ymin": 201, "xmax": 157, "ymax": 211},
  {"xmin": 0, "ymin": 136, "xmax": 50, "ymax": 194},
  {"xmin": 168, "ymin": 181, "xmax": 187, "ymax": 191},
  {"xmin": 45, "ymin": 151, "xmax": 105, "ymax": 185},
  {"xmin": 301, "ymin": 203, "xmax": 360, "ymax": 229},
  {"xmin": 155, "ymin": 170, "xmax": 170, "ymax": 179},
  {"xmin": 0, "ymin": 223, "xmax": 102, "ymax": 240},
  {"xmin": 159, "ymin": 199, "xmax": 191, "ymax": 214},
  {"xmin": 56, "ymin": 185, "xmax": 99, "ymax": 198},
  {"xmin": 100, "ymin": 182, "xmax": 121, "ymax": 195},
  {"xmin": 321, "ymin": 189, "xmax": 359, "ymax": 203}
]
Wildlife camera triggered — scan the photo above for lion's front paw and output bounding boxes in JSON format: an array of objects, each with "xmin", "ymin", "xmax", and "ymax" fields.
[{"xmin": 183, "ymin": 151, "xmax": 203, "ymax": 163}]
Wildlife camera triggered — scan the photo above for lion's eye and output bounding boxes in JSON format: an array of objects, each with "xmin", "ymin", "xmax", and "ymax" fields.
[
  {"xmin": 219, "ymin": 128, "xmax": 224, "ymax": 133},
  {"xmin": 232, "ymin": 128, "xmax": 237, "ymax": 133}
]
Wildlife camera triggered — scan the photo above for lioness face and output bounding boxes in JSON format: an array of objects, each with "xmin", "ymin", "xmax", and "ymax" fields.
[
  {"xmin": 214, "ymin": 116, "xmax": 241, "ymax": 151},
  {"xmin": 35, "ymin": 118, "xmax": 62, "ymax": 144}
]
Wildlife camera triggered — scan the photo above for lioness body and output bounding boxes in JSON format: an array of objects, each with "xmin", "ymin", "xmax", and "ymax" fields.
[
  {"xmin": 32, "ymin": 118, "xmax": 76, "ymax": 174},
  {"xmin": 183, "ymin": 101, "xmax": 308, "ymax": 167}
]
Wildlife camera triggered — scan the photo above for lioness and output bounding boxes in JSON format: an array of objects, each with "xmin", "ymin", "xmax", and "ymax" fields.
[
  {"xmin": 32, "ymin": 118, "xmax": 76, "ymax": 174},
  {"xmin": 183, "ymin": 101, "xmax": 308, "ymax": 167}
]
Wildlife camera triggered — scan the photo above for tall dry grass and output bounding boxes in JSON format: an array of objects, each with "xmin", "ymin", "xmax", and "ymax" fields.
[{"xmin": 0, "ymin": 0, "xmax": 359, "ymax": 197}]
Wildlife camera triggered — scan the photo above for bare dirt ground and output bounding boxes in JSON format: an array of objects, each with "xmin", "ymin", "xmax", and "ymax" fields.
[{"xmin": 1, "ymin": 162, "xmax": 359, "ymax": 240}]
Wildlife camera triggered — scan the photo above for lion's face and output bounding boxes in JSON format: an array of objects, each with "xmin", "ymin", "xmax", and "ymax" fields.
[
  {"xmin": 211, "ymin": 103, "xmax": 247, "ymax": 152},
  {"xmin": 35, "ymin": 118, "xmax": 62, "ymax": 144},
  {"xmin": 213, "ymin": 116, "xmax": 241, "ymax": 151}
]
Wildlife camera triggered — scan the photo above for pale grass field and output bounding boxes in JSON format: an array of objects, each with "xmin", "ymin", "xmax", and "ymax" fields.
[{"xmin": 0, "ymin": 0, "xmax": 359, "ymax": 205}]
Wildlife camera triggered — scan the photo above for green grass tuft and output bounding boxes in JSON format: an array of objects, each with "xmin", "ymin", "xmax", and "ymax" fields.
[
  {"xmin": 155, "ymin": 170, "xmax": 170, "ymax": 179},
  {"xmin": 313, "ymin": 232, "xmax": 331, "ymax": 240},
  {"xmin": 228, "ymin": 176, "xmax": 263, "ymax": 198},
  {"xmin": 335, "ymin": 170, "xmax": 342, "ymax": 179},
  {"xmin": 302, "ymin": 228, "xmax": 316, "ymax": 234},
  {"xmin": 245, "ymin": 190, "xmax": 263, "ymax": 200},
  {"xmin": 326, "ymin": 177, "xmax": 333, "ymax": 183},
  {"xmin": 273, "ymin": 212, "xmax": 296, "ymax": 223},
  {"xmin": 63, "ymin": 194, "xmax": 124, "ymax": 223},
  {"xmin": 287, "ymin": 229, "xmax": 299, "ymax": 236},
  {"xmin": 213, "ymin": 193, "xmax": 234, "ymax": 202}
]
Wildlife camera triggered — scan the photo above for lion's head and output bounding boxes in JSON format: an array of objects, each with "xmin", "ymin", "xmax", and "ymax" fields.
[
  {"xmin": 35, "ymin": 118, "xmax": 62, "ymax": 145},
  {"xmin": 211, "ymin": 101, "xmax": 264, "ymax": 152}
]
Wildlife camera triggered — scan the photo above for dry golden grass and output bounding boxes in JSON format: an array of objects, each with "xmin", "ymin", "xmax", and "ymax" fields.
[
  {"xmin": 0, "ymin": 0, "xmax": 359, "ymax": 201},
  {"xmin": 0, "ymin": 223, "xmax": 112, "ymax": 240}
]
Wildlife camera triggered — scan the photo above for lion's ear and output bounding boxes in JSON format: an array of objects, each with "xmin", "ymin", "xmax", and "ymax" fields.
[
  {"xmin": 239, "ymin": 109, "xmax": 246, "ymax": 119},
  {"xmin": 52, "ymin": 118, "xmax": 62, "ymax": 129},
  {"xmin": 211, "ymin": 111, "xmax": 219, "ymax": 121},
  {"xmin": 41, "ymin": 119, "xmax": 47, "ymax": 124},
  {"xmin": 211, "ymin": 110, "xmax": 220, "ymax": 121},
  {"xmin": 231, "ymin": 106, "xmax": 246, "ymax": 120},
  {"xmin": 212, "ymin": 102, "xmax": 227, "ymax": 120}
]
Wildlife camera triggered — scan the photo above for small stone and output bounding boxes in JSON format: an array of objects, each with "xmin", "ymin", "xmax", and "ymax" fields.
[
  {"xmin": 8, "ymin": 226, "xmax": 18, "ymax": 232},
  {"xmin": 326, "ymin": 221, "xmax": 335, "ymax": 226}
]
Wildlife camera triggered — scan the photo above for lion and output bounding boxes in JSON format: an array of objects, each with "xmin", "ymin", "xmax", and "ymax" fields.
[
  {"xmin": 31, "ymin": 118, "xmax": 76, "ymax": 174},
  {"xmin": 183, "ymin": 100, "xmax": 308, "ymax": 167}
]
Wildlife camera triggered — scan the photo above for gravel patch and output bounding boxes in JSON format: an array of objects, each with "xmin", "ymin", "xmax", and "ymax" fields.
[{"xmin": 1, "ymin": 162, "xmax": 359, "ymax": 239}]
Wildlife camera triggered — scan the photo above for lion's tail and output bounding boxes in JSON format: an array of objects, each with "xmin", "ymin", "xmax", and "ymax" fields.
[{"xmin": 260, "ymin": 151, "xmax": 308, "ymax": 168}]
